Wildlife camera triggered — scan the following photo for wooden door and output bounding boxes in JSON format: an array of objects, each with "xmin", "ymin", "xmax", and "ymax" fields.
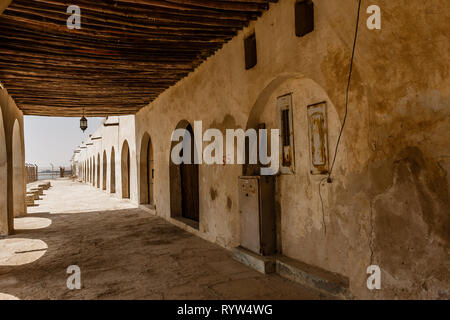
[{"xmin": 180, "ymin": 124, "xmax": 199, "ymax": 221}]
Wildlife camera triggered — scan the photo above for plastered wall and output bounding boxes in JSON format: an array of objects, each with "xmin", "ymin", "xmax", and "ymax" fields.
[{"xmin": 76, "ymin": 0, "xmax": 449, "ymax": 299}]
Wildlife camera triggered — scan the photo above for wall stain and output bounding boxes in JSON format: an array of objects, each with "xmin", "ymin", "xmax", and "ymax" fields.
[
  {"xmin": 226, "ymin": 196, "xmax": 232, "ymax": 211},
  {"xmin": 210, "ymin": 187, "xmax": 218, "ymax": 201}
]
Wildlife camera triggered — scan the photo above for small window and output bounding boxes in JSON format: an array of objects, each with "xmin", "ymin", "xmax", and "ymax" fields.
[
  {"xmin": 295, "ymin": 0, "xmax": 314, "ymax": 37},
  {"xmin": 278, "ymin": 94, "xmax": 295, "ymax": 174},
  {"xmin": 244, "ymin": 33, "xmax": 257, "ymax": 70}
]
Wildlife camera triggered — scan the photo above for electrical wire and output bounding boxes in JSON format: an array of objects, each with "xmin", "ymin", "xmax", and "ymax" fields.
[
  {"xmin": 320, "ymin": 0, "xmax": 362, "ymax": 234},
  {"xmin": 328, "ymin": 0, "xmax": 362, "ymax": 180},
  {"xmin": 318, "ymin": 177, "xmax": 328, "ymax": 235}
]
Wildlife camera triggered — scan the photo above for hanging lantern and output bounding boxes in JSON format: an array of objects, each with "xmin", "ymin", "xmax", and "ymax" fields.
[{"xmin": 80, "ymin": 109, "xmax": 88, "ymax": 132}]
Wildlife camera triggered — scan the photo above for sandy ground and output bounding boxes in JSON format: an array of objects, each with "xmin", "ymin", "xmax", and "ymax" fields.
[{"xmin": 0, "ymin": 179, "xmax": 328, "ymax": 300}]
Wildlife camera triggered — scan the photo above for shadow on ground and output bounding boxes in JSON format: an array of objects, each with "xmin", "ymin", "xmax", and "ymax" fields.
[{"xmin": 0, "ymin": 208, "xmax": 330, "ymax": 300}]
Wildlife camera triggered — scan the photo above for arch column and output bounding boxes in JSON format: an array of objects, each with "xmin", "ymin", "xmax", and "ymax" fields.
[
  {"xmin": 1, "ymin": 88, "xmax": 26, "ymax": 235},
  {"xmin": 12, "ymin": 119, "xmax": 25, "ymax": 218},
  {"xmin": 102, "ymin": 150, "xmax": 107, "ymax": 190},
  {"xmin": 110, "ymin": 147, "xmax": 116, "ymax": 194},
  {"xmin": 0, "ymin": 107, "xmax": 7, "ymax": 235},
  {"xmin": 121, "ymin": 140, "xmax": 130, "ymax": 199}
]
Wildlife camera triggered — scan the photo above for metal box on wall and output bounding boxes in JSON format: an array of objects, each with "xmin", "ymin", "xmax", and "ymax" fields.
[{"xmin": 238, "ymin": 176, "xmax": 276, "ymax": 256}]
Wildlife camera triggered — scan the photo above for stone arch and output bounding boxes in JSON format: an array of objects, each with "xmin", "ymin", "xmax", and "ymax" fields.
[
  {"xmin": 12, "ymin": 119, "xmax": 24, "ymax": 218},
  {"xmin": 139, "ymin": 132, "xmax": 154, "ymax": 205},
  {"xmin": 110, "ymin": 147, "xmax": 116, "ymax": 194},
  {"xmin": 244, "ymin": 73, "xmax": 348, "ymax": 259},
  {"xmin": 96, "ymin": 153, "xmax": 100, "ymax": 188},
  {"xmin": 169, "ymin": 120, "xmax": 199, "ymax": 227},
  {"xmin": 121, "ymin": 140, "xmax": 130, "ymax": 199},
  {"xmin": 0, "ymin": 107, "xmax": 8, "ymax": 235},
  {"xmin": 102, "ymin": 150, "xmax": 107, "ymax": 190}
]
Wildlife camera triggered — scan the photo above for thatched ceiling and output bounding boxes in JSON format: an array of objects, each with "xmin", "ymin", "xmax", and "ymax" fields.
[{"xmin": 0, "ymin": 0, "xmax": 273, "ymax": 116}]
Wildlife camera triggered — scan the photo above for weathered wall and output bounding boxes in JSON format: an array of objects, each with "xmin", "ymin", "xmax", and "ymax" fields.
[
  {"xmin": 131, "ymin": 0, "xmax": 450, "ymax": 299},
  {"xmin": 72, "ymin": 0, "xmax": 449, "ymax": 299},
  {"xmin": 0, "ymin": 101, "xmax": 7, "ymax": 235},
  {"xmin": 0, "ymin": 87, "xmax": 26, "ymax": 235},
  {"xmin": 0, "ymin": 0, "xmax": 12, "ymax": 16}
]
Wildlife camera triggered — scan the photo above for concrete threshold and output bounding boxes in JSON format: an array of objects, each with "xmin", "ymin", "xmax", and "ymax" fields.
[
  {"xmin": 233, "ymin": 246, "xmax": 352, "ymax": 299},
  {"xmin": 139, "ymin": 204, "xmax": 157, "ymax": 215},
  {"xmin": 233, "ymin": 246, "xmax": 276, "ymax": 274}
]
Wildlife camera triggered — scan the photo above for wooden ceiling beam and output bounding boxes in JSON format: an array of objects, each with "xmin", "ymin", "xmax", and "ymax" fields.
[
  {"xmin": 0, "ymin": 0, "xmax": 271, "ymax": 116},
  {"xmin": 31, "ymin": 0, "xmax": 260, "ymax": 20},
  {"xmin": 10, "ymin": 1, "xmax": 250, "ymax": 28}
]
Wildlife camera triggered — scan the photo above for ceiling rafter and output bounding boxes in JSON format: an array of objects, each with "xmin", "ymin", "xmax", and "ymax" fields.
[{"xmin": 0, "ymin": 0, "xmax": 272, "ymax": 116}]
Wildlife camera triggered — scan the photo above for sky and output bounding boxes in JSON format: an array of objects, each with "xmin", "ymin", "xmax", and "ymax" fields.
[{"xmin": 24, "ymin": 116, "xmax": 103, "ymax": 170}]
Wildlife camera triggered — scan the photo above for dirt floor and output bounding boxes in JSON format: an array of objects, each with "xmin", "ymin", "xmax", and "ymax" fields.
[{"xmin": 0, "ymin": 178, "xmax": 329, "ymax": 300}]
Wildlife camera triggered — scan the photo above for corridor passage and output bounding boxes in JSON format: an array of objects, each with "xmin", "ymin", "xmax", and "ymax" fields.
[{"xmin": 0, "ymin": 179, "xmax": 327, "ymax": 300}]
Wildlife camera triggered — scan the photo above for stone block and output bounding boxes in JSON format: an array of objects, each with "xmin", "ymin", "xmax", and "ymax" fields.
[
  {"xmin": 276, "ymin": 255, "xmax": 352, "ymax": 299},
  {"xmin": 232, "ymin": 246, "xmax": 276, "ymax": 274}
]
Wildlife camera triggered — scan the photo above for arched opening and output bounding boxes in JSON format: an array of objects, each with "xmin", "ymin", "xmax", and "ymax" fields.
[
  {"xmin": 121, "ymin": 140, "xmax": 130, "ymax": 199},
  {"xmin": 169, "ymin": 120, "xmax": 199, "ymax": 227},
  {"xmin": 243, "ymin": 75, "xmax": 346, "ymax": 263},
  {"xmin": 110, "ymin": 147, "xmax": 116, "ymax": 193},
  {"xmin": 139, "ymin": 132, "xmax": 154, "ymax": 205},
  {"xmin": 12, "ymin": 119, "xmax": 24, "ymax": 218},
  {"xmin": 102, "ymin": 150, "xmax": 107, "ymax": 190},
  {"xmin": 0, "ymin": 108, "xmax": 8, "ymax": 235},
  {"xmin": 96, "ymin": 153, "xmax": 100, "ymax": 188}
]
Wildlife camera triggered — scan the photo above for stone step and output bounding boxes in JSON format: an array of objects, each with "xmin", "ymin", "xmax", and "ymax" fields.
[
  {"xmin": 233, "ymin": 246, "xmax": 352, "ymax": 299},
  {"xmin": 30, "ymin": 187, "xmax": 44, "ymax": 195},
  {"xmin": 25, "ymin": 194, "xmax": 35, "ymax": 206},
  {"xmin": 139, "ymin": 204, "xmax": 156, "ymax": 215},
  {"xmin": 276, "ymin": 255, "xmax": 352, "ymax": 299},
  {"xmin": 232, "ymin": 246, "xmax": 276, "ymax": 274},
  {"xmin": 38, "ymin": 182, "xmax": 51, "ymax": 190},
  {"xmin": 27, "ymin": 190, "xmax": 40, "ymax": 200}
]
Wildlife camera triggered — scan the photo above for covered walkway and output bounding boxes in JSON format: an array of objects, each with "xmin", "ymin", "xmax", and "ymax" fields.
[{"xmin": 0, "ymin": 179, "xmax": 327, "ymax": 300}]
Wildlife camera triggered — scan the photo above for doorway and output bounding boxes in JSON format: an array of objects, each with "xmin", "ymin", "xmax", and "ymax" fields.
[
  {"xmin": 169, "ymin": 121, "xmax": 199, "ymax": 226},
  {"xmin": 139, "ymin": 133, "xmax": 154, "ymax": 205}
]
